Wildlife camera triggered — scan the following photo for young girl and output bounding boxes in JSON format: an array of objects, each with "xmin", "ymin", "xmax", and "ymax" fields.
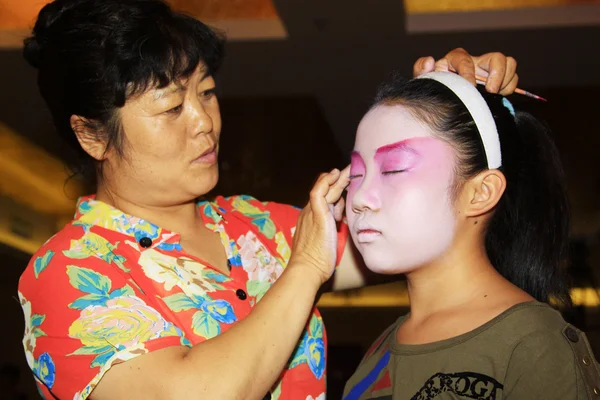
[{"xmin": 342, "ymin": 72, "xmax": 600, "ymax": 399}]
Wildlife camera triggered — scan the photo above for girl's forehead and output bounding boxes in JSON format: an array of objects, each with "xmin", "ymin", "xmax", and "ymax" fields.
[{"xmin": 355, "ymin": 105, "xmax": 434, "ymax": 153}]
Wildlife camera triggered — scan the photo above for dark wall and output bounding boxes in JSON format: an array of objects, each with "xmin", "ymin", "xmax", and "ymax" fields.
[
  {"xmin": 0, "ymin": 244, "xmax": 39, "ymax": 399},
  {"xmin": 213, "ymin": 96, "xmax": 346, "ymax": 205}
]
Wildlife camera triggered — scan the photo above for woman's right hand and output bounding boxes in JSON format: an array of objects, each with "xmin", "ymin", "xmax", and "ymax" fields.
[{"xmin": 288, "ymin": 167, "xmax": 350, "ymax": 285}]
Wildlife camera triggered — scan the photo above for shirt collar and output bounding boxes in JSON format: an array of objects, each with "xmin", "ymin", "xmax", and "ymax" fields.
[{"xmin": 74, "ymin": 195, "xmax": 226, "ymax": 243}]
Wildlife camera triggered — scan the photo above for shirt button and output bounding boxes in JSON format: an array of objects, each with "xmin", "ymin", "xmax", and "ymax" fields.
[
  {"xmin": 236, "ymin": 289, "xmax": 247, "ymax": 300},
  {"xmin": 139, "ymin": 237, "xmax": 152, "ymax": 248},
  {"xmin": 583, "ymin": 356, "xmax": 591, "ymax": 365},
  {"xmin": 565, "ymin": 327, "xmax": 579, "ymax": 343}
]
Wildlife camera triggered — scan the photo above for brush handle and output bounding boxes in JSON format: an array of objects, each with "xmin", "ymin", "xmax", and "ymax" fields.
[
  {"xmin": 448, "ymin": 67, "xmax": 547, "ymax": 101},
  {"xmin": 475, "ymin": 76, "xmax": 547, "ymax": 101}
]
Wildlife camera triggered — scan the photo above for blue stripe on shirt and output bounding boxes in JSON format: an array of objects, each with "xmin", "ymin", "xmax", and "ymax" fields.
[{"xmin": 343, "ymin": 350, "xmax": 391, "ymax": 400}]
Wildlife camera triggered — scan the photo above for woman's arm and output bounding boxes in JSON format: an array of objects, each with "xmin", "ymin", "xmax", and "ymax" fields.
[
  {"xmin": 92, "ymin": 169, "xmax": 350, "ymax": 400},
  {"xmin": 92, "ymin": 266, "xmax": 322, "ymax": 400}
]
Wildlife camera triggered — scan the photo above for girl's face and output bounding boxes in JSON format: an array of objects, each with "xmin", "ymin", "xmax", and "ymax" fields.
[{"xmin": 346, "ymin": 105, "xmax": 459, "ymax": 274}]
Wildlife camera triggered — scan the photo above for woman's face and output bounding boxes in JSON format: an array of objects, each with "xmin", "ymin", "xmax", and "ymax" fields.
[
  {"xmin": 104, "ymin": 63, "xmax": 222, "ymax": 206},
  {"xmin": 346, "ymin": 105, "xmax": 459, "ymax": 274}
]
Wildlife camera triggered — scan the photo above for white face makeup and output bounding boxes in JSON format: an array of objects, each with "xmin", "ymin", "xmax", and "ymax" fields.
[{"xmin": 346, "ymin": 105, "xmax": 458, "ymax": 274}]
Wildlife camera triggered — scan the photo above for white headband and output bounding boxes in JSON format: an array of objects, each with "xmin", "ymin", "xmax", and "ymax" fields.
[{"xmin": 416, "ymin": 71, "xmax": 502, "ymax": 169}]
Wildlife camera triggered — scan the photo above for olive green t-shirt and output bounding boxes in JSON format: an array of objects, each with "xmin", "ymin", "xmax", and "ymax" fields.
[{"xmin": 343, "ymin": 302, "xmax": 600, "ymax": 399}]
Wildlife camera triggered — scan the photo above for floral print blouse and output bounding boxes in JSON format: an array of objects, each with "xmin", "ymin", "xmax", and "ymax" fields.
[{"xmin": 18, "ymin": 195, "xmax": 347, "ymax": 400}]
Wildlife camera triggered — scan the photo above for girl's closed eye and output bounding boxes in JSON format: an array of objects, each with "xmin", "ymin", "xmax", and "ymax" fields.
[
  {"xmin": 378, "ymin": 153, "xmax": 416, "ymax": 174},
  {"xmin": 349, "ymin": 153, "xmax": 366, "ymax": 181},
  {"xmin": 382, "ymin": 169, "xmax": 406, "ymax": 176}
]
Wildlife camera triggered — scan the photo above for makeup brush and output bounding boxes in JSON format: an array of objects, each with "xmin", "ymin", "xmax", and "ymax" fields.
[
  {"xmin": 447, "ymin": 67, "xmax": 547, "ymax": 101},
  {"xmin": 474, "ymin": 75, "xmax": 547, "ymax": 102}
]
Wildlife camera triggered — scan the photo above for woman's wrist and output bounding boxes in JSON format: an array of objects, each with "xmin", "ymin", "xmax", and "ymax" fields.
[{"xmin": 284, "ymin": 261, "xmax": 327, "ymax": 291}]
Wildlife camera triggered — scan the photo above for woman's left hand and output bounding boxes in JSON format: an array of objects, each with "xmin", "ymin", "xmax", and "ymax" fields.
[{"xmin": 413, "ymin": 48, "xmax": 518, "ymax": 96}]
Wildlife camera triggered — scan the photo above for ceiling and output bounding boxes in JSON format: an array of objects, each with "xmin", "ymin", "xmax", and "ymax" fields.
[
  {"xmin": 407, "ymin": 0, "xmax": 599, "ymax": 13},
  {"xmin": 0, "ymin": 0, "xmax": 282, "ymax": 30},
  {"xmin": 169, "ymin": 0, "xmax": 280, "ymax": 20},
  {"xmin": 1, "ymin": 0, "xmax": 599, "ymax": 29},
  {"xmin": 1, "ymin": 0, "xmax": 600, "ymax": 44}
]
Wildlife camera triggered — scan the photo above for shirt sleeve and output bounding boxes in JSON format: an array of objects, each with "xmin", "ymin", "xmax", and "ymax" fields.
[
  {"xmin": 503, "ymin": 329, "xmax": 589, "ymax": 399},
  {"xmin": 18, "ymin": 226, "xmax": 186, "ymax": 400},
  {"xmin": 262, "ymin": 200, "xmax": 349, "ymax": 266}
]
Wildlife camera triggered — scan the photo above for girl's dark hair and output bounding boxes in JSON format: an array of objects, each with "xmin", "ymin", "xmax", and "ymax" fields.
[
  {"xmin": 373, "ymin": 76, "xmax": 571, "ymax": 306},
  {"xmin": 23, "ymin": 0, "xmax": 225, "ymax": 185}
]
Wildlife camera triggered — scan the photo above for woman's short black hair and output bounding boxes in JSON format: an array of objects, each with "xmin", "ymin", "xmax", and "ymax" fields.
[{"xmin": 24, "ymin": 0, "xmax": 225, "ymax": 185}]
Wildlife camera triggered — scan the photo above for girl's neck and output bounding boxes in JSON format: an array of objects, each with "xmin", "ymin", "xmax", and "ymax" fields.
[{"xmin": 404, "ymin": 243, "xmax": 503, "ymax": 320}]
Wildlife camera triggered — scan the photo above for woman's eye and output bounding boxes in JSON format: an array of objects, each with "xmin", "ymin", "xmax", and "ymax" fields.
[
  {"xmin": 166, "ymin": 104, "xmax": 183, "ymax": 114},
  {"xmin": 201, "ymin": 88, "xmax": 216, "ymax": 99},
  {"xmin": 349, "ymin": 174, "xmax": 363, "ymax": 180},
  {"xmin": 382, "ymin": 170, "xmax": 406, "ymax": 176}
]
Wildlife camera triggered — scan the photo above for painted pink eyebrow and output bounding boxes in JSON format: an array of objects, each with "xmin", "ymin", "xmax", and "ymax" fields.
[
  {"xmin": 375, "ymin": 140, "xmax": 418, "ymax": 157},
  {"xmin": 350, "ymin": 139, "xmax": 419, "ymax": 161}
]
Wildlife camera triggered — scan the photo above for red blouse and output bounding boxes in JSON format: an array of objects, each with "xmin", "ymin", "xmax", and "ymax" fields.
[{"xmin": 18, "ymin": 195, "xmax": 347, "ymax": 399}]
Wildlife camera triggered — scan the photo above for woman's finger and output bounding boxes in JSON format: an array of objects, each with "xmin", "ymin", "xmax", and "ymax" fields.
[
  {"xmin": 481, "ymin": 52, "xmax": 507, "ymax": 93},
  {"xmin": 309, "ymin": 169, "xmax": 340, "ymax": 199},
  {"xmin": 309, "ymin": 169, "xmax": 341, "ymax": 215},
  {"xmin": 413, "ymin": 56, "xmax": 435, "ymax": 77},
  {"xmin": 499, "ymin": 73, "xmax": 519, "ymax": 96},
  {"xmin": 443, "ymin": 48, "xmax": 476, "ymax": 86},
  {"xmin": 498, "ymin": 56, "xmax": 517, "ymax": 94},
  {"xmin": 333, "ymin": 197, "xmax": 345, "ymax": 222},
  {"xmin": 324, "ymin": 166, "xmax": 350, "ymax": 204}
]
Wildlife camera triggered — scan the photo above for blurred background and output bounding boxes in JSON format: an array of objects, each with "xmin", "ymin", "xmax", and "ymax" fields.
[{"xmin": 1, "ymin": 0, "xmax": 600, "ymax": 398}]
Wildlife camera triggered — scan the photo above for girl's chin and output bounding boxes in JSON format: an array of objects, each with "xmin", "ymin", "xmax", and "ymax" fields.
[
  {"xmin": 366, "ymin": 264, "xmax": 409, "ymax": 276},
  {"xmin": 363, "ymin": 258, "xmax": 420, "ymax": 276}
]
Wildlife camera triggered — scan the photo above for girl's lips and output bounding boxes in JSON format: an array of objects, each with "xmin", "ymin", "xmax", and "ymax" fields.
[{"xmin": 356, "ymin": 229, "xmax": 382, "ymax": 243}]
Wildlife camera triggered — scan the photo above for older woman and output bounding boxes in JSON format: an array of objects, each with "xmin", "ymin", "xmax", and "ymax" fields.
[{"xmin": 18, "ymin": 0, "xmax": 518, "ymax": 399}]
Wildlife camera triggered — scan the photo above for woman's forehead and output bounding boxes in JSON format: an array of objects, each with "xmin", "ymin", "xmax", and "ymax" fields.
[{"xmin": 126, "ymin": 62, "xmax": 210, "ymax": 99}]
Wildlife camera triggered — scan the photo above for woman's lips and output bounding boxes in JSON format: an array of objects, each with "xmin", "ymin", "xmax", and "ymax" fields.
[{"xmin": 193, "ymin": 146, "xmax": 217, "ymax": 165}]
